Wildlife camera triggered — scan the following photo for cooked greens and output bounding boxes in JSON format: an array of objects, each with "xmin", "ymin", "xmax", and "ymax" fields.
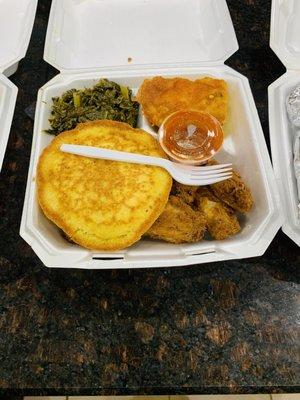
[{"xmin": 46, "ymin": 79, "xmax": 139, "ymax": 135}]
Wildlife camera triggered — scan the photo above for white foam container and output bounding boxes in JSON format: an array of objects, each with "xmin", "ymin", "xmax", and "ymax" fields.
[
  {"xmin": 20, "ymin": 0, "xmax": 283, "ymax": 269},
  {"xmin": 269, "ymin": 0, "xmax": 300, "ymax": 246},
  {"xmin": 0, "ymin": 0, "xmax": 38, "ymax": 171}
]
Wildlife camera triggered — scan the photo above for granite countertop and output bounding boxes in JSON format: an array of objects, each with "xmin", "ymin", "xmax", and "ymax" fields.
[{"xmin": 0, "ymin": 0, "xmax": 299, "ymax": 397}]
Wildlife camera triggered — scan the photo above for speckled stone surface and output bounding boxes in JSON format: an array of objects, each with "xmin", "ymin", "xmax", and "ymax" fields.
[{"xmin": 0, "ymin": 0, "xmax": 299, "ymax": 397}]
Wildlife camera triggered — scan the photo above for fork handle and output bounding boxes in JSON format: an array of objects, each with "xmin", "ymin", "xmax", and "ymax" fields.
[{"xmin": 60, "ymin": 144, "xmax": 168, "ymax": 169}]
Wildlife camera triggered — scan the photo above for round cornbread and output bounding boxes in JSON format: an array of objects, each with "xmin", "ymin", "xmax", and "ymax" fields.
[{"xmin": 37, "ymin": 120, "xmax": 172, "ymax": 251}]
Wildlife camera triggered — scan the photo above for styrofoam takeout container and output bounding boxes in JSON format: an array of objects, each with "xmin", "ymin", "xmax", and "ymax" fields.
[
  {"xmin": 20, "ymin": 0, "xmax": 283, "ymax": 269},
  {"xmin": 0, "ymin": 0, "xmax": 37, "ymax": 171},
  {"xmin": 269, "ymin": 0, "xmax": 300, "ymax": 246}
]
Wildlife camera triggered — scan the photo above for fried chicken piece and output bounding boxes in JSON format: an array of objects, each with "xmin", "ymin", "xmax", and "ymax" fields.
[
  {"xmin": 195, "ymin": 187, "xmax": 240, "ymax": 240},
  {"xmin": 146, "ymin": 195, "xmax": 207, "ymax": 244},
  {"xmin": 196, "ymin": 186, "xmax": 234, "ymax": 213},
  {"xmin": 136, "ymin": 76, "xmax": 228, "ymax": 127},
  {"xmin": 206, "ymin": 159, "xmax": 254, "ymax": 213},
  {"xmin": 171, "ymin": 181, "xmax": 198, "ymax": 206},
  {"xmin": 210, "ymin": 170, "xmax": 254, "ymax": 214}
]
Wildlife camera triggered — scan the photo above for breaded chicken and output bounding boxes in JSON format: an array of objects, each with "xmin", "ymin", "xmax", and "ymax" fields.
[
  {"xmin": 136, "ymin": 76, "xmax": 228, "ymax": 127},
  {"xmin": 171, "ymin": 181, "xmax": 198, "ymax": 206},
  {"xmin": 211, "ymin": 172, "xmax": 253, "ymax": 214},
  {"xmin": 146, "ymin": 195, "xmax": 207, "ymax": 244},
  {"xmin": 195, "ymin": 187, "xmax": 240, "ymax": 240},
  {"xmin": 196, "ymin": 186, "xmax": 234, "ymax": 213},
  {"xmin": 206, "ymin": 159, "xmax": 254, "ymax": 213}
]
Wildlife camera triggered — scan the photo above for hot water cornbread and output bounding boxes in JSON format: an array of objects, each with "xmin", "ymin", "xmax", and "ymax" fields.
[
  {"xmin": 136, "ymin": 76, "xmax": 228, "ymax": 127},
  {"xmin": 37, "ymin": 120, "xmax": 172, "ymax": 250}
]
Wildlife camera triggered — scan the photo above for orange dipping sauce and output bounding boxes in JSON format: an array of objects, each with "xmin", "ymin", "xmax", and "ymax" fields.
[{"xmin": 158, "ymin": 110, "xmax": 224, "ymax": 165}]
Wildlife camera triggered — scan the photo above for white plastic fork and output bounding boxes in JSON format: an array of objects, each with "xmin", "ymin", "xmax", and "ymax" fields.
[{"xmin": 60, "ymin": 144, "xmax": 232, "ymax": 186}]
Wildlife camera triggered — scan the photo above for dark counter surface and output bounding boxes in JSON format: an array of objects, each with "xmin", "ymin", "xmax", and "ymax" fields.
[{"xmin": 0, "ymin": 0, "xmax": 299, "ymax": 397}]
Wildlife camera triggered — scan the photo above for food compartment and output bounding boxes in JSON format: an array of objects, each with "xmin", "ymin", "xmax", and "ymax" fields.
[
  {"xmin": 21, "ymin": 66, "xmax": 278, "ymax": 268},
  {"xmin": 269, "ymin": 73, "xmax": 300, "ymax": 245},
  {"xmin": 269, "ymin": 0, "xmax": 300, "ymax": 246}
]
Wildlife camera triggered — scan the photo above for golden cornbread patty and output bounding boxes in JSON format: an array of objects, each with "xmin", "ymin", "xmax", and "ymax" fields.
[
  {"xmin": 37, "ymin": 120, "xmax": 172, "ymax": 251},
  {"xmin": 136, "ymin": 76, "xmax": 228, "ymax": 127}
]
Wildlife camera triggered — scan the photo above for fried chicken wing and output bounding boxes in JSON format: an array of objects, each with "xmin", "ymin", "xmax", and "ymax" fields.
[
  {"xmin": 146, "ymin": 195, "xmax": 207, "ymax": 244},
  {"xmin": 205, "ymin": 159, "xmax": 254, "ymax": 213},
  {"xmin": 210, "ymin": 171, "xmax": 254, "ymax": 214},
  {"xmin": 195, "ymin": 187, "xmax": 240, "ymax": 240},
  {"xmin": 136, "ymin": 76, "xmax": 228, "ymax": 127}
]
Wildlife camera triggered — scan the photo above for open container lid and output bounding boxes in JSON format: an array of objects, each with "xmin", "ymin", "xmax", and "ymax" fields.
[
  {"xmin": 0, "ymin": 0, "xmax": 38, "ymax": 171},
  {"xmin": 270, "ymin": 0, "xmax": 300, "ymax": 70},
  {"xmin": 0, "ymin": 0, "xmax": 38, "ymax": 76},
  {"xmin": 44, "ymin": 0, "xmax": 239, "ymax": 72}
]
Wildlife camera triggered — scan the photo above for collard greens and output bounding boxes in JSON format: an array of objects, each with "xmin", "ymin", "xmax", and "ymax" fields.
[{"xmin": 46, "ymin": 79, "xmax": 139, "ymax": 135}]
